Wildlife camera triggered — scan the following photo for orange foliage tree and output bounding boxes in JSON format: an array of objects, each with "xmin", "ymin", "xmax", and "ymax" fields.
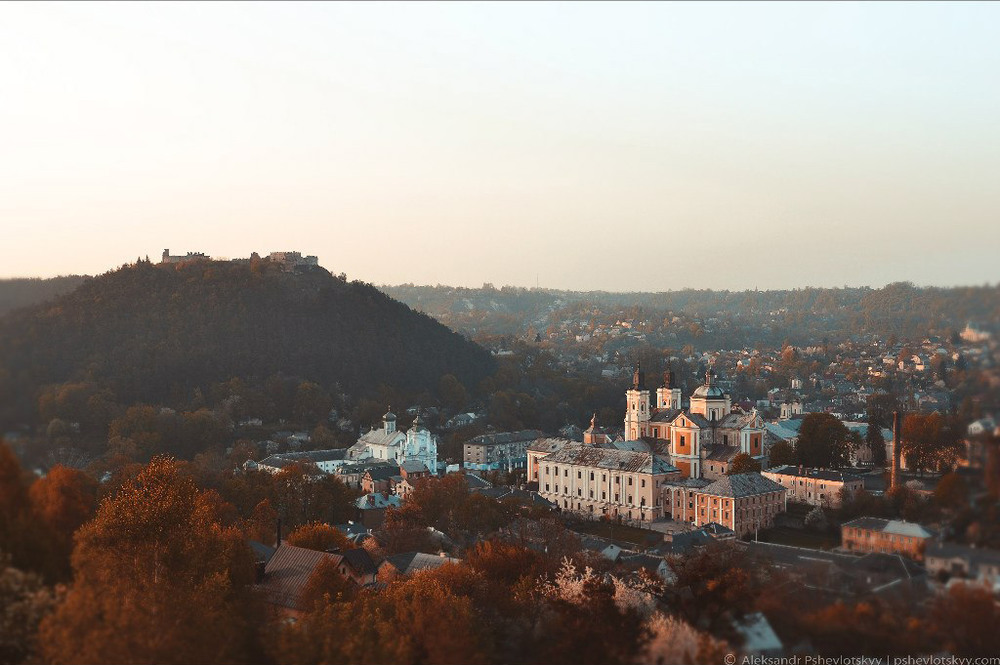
[
  {"xmin": 28, "ymin": 465, "xmax": 98, "ymax": 581},
  {"xmin": 38, "ymin": 457, "xmax": 260, "ymax": 665},
  {"xmin": 286, "ymin": 522, "xmax": 354, "ymax": 552}
]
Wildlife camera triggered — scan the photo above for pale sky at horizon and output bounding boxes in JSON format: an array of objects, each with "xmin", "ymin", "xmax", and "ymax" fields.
[{"xmin": 1, "ymin": 1, "xmax": 998, "ymax": 291}]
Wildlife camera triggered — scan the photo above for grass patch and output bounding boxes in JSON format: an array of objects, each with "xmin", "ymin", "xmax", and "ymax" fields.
[
  {"xmin": 753, "ymin": 525, "xmax": 841, "ymax": 550},
  {"xmin": 567, "ymin": 519, "xmax": 660, "ymax": 547}
]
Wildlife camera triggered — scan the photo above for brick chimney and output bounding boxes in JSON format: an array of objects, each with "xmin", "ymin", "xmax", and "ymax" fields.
[{"xmin": 891, "ymin": 411, "xmax": 901, "ymax": 491}]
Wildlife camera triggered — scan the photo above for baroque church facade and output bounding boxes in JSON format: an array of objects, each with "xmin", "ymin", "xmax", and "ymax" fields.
[
  {"xmin": 348, "ymin": 410, "xmax": 438, "ymax": 473},
  {"xmin": 624, "ymin": 367, "xmax": 767, "ymax": 479}
]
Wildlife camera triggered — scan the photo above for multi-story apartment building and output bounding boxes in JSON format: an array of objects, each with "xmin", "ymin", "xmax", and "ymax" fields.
[
  {"xmin": 535, "ymin": 446, "xmax": 680, "ymax": 522},
  {"xmin": 762, "ymin": 465, "xmax": 863, "ymax": 508},
  {"xmin": 463, "ymin": 429, "xmax": 542, "ymax": 471}
]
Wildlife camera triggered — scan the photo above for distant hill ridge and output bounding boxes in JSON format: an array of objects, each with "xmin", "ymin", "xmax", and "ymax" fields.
[
  {"xmin": 381, "ymin": 282, "xmax": 1000, "ymax": 343},
  {"xmin": 0, "ymin": 260, "xmax": 496, "ymax": 424}
]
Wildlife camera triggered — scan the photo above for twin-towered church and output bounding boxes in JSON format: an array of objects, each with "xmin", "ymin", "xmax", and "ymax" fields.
[{"xmin": 623, "ymin": 366, "xmax": 767, "ymax": 479}]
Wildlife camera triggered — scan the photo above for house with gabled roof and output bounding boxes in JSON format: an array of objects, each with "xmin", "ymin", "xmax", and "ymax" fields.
[
  {"xmin": 377, "ymin": 552, "xmax": 460, "ymax": 584},
  {"xmin": 257, "ymin": 544, "xmax": 344, "ymax": 617},
  {"xmin": 662, "ymin": 473, "xmax": 786, "ymax": 537},
  {"xmin": 841, "ymin": 517, "xmax": 935, "ymax": 561}
]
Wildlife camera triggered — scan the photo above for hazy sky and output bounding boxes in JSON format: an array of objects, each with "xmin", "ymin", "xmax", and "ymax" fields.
[{"xmin": 2, "ymin": 2, "xmax": 998, "ymax": 290}]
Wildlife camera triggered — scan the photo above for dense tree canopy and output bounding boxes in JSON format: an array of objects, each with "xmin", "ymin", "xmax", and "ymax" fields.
[
  {"xmin": 0, "ymin": 261, "xmax": 495, "ymax": 429},
  {"xmin": 796, "ymin": 413, "xmax": 852, "ymax": 469},
  {"xmin": 38, "ymin": 457, "xmax": 260, "ymax": 665}
]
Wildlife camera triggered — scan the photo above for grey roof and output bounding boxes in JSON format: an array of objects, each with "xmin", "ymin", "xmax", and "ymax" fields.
[
  {"xmin": 364, "ymin": 465, "xmax": 401, "ymax": 481},
  {"xmin": 703, "ymin": 522, "xmax": 735, "ymax": 536},
  {"xmin": 842, "ymin": 517, "xmax": 934, "ymax": 538},
  {"xmin": 705, "ymin": 446, "xmax": 741, "ymax": 462},
  {"xmin": 527, "ymin": 437, "xmax": 575, "ymax": 453},
  {"xmin": 341, "ymin": 548, "xmax": 378, "ymax": 575},
  {"xmin": 649, "ymin": 408, "xmax": 683, "ymax": 423},
  {"xmin": 684, "ymin": 412, "xmax": 712, "ymax": 428},
  {"xmin": 667, "ymin": 529, "xmax": 713, "ymax": 553},
  {"xmin": 925, "ymin": 542, "xmax": 1000, "ymax": 568},
  {"xmin": 260, "ymin": 544, "xmax": 342, "ymax": 611},
  {"xmin": 354, "ymin": 493, "xmax": 402, "ymax": 509},
  {"xmin": 463, "ymin": 473, "xmax": 493, "ymax": 490},
  {"xmin": 258, "ymin": 455, "xmax": 296, "ymax": 469},
  {"xmin": 467, "ymin": 429, "xmax": 543, "ymax": 447},
  {"xmin": 662, "ymin": 477, "xmax": 712, "ymax": 490},
  {"xmin": 249, "ymin": 540, "xmax": 277, "ymax": 564},
  {"xmin": 765, "ymin": 465, "xmax": 862, "ymax": 483},
  {"xmin": 358, "ymin": 429, "xmax": 405, "ymax": 447},
  {"xmin": 383, "ymin": 552, "xmax": 459, "ymax": 575},
  {"xmin": 619, "ymin": 553, "xmax": 667, "ymax": 573},
  {"xmin": 734, "ymin": 612, "xmax": 783, "ymax": 655},
  {"xmin": 598, "ymin": 439, "xmax": 651, "ymax": 452},
  {"xmin": 698, "ymin": 473, "xmax": 786, "ymax": 498},
  {"xmin": 399, "ymin": 460, "xmax": 429, "ymax": 474},
  {"xmin": 262, "ymin": 449, "xmax": 348, "ymax": 465},
  {"xmin": 541, "ymin": 446, "xmax": 677, "ymax": 474},
  {"xmin": 337, "ymin": 460, "xmax": 397, "ymax": 475}
]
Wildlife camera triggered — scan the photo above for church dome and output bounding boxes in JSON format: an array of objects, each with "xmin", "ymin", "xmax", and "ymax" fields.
[
  {"xmin": 383, "ymin": 410, "xmax": 396, "ymax": 421},
  {"xmin": 692, "ymin": 369, "xmax": 726, "ymax": 399},
  {"xmin": 692, "ymin": 384, "xmax": 726, "ymax": 399}
]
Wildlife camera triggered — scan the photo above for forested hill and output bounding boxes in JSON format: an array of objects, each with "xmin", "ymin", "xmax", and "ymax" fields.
[
  {"xmin": 381, "ymin": 282, "xmax": 1000, "ymax": 345},
  {"xmin": 0, "ymin": 260, "xmax": 495, "ymax": 425},
  {"xmin": 0, "ymin": 276, "xmax": 88, "ymax": 316}
]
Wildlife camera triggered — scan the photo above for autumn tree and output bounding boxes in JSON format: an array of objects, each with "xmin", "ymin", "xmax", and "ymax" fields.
[
  {"xmin": 38, "ymin": 457, "xmax": 260, "ymax": 665},
  {"xmin": 0, "ymin": 554, "xmax": 59, "ymax": 665},
  {"xmin": 271, "ymin": 464, "xmax": 357, "ymax": 528},
  {"xmin": 665, "ymin": 541, "xmax": 763, "ymax": 638},
  {"xmin": 286, "ymin": 522, "xmax": 354, "ymax": 552},
  {"xmin": 298, "ymin": 555, "xmax": 356, "ymax": 609},
  {"xmin": 796, "ymin": 413, "xmax": 852, "ymax": 469},
  {"xmin": 903, "ymin": 412, "xmax": 961, "ymax": 474},
  {"xmin": 241, "ymin": 498, "xmax": 279, "ymax": 545},
  {"xmin": 926, "ymin": 583, "xmax": 1000, "ymax": 656},
  {"xmin": 798, "ymin": 598, "xmax": 926, "ymax": 656},
  {"xmin": 533, "ymin": 558, "xmax": 650, "ymax": 665},
  {"xmin": 273, "ymin": 568, "xmax": 490, "ymax": 665},
  {"xmin": 28, "ymin": 465, "xmax": 98, "ymax": 581},
  {"xmin": 379, "ymin": 503, "xmax": 439, "ymax": 555},
  {"xmin": 728, "ymin": 453, "xmax": 761, "ymax": 475},
  {"xmin": 640, "ymin": 613, "xmax": 730, "ymax": 665},
  {"xmin": 767, "ymin": 440, "xmax": 795, "ymax": 467},
  {"xmin": 0, "ymin": 442, "xmax": 35, "ymax": 571},
  {"xmin": 934, "ymin": 472, "xmax": 969, "ymax": 511}
]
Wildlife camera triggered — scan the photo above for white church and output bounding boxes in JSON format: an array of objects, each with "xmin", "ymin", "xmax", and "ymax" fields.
[{"xmin": 347, "ymin": 410, "xmax": 438, "ymax": 473}]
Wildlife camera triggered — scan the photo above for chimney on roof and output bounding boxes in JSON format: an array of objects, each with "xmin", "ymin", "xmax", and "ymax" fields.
[
  {"xmin": 891, "ymin": 411, "xmax": 902, "ymax": 491},
  {"xmin": 276, "ymin": 518, "xmax": 282, "ymax": 547},
  {"xmin": 254, "ymin": 560, "xmax": 266, "ymax": 583}
]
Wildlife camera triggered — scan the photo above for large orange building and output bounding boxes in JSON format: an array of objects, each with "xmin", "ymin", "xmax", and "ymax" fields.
[
  {"xmin": 662, "ymin": 473, "xmax": 787, "ymax": 537},
  {"xmin": 841, "ymin": 517, "xmax": 935, "ymax": 561}
]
